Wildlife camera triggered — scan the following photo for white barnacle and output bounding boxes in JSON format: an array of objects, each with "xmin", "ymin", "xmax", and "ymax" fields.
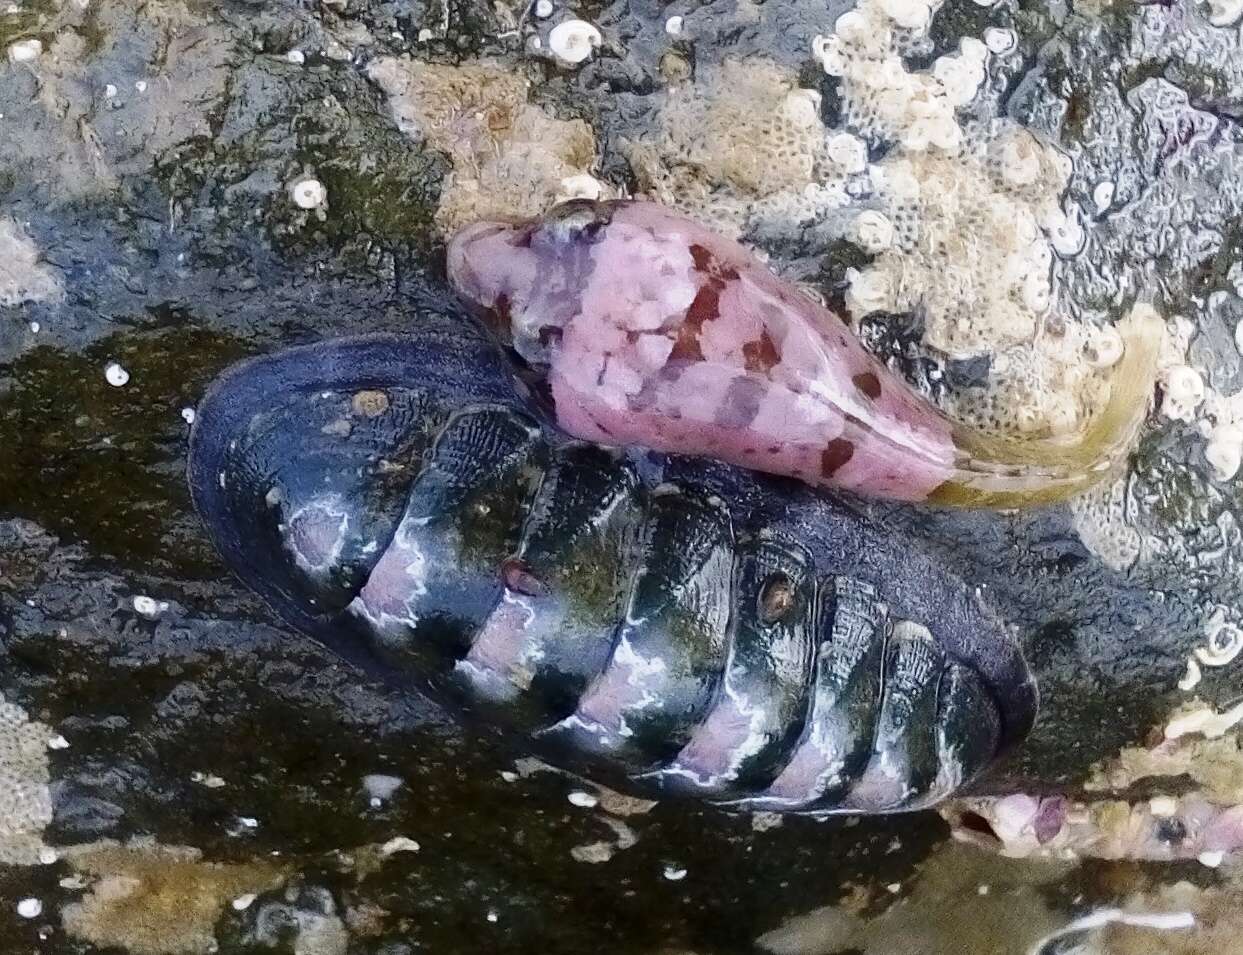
[
  {"xmin": 1092, "ymin": 180, "xmax": 1116, "ymax": 212},
  {"xmin": 876, "ymin": 0, "xmax": 932, "ymax": 30},
  {"xmin": 556, "ymin": 173, "xmax": 605, "ymax": 203},
  {"xmin": 7, "ymin": 38, "xmax": 42, "ymax": 63},
  {"xmin": 844, "ymin": 266, "xmax": 894, "ymax": 316},
  {"xmin": 1177, "ymin": 657, "xmax": 1202, "ymax": 691},
  {"xmin": 1195, "ymin": 607, "xmax": 1243, "ymax": 667},
  {"xmin": 852, "ymin": 210, "xmax": 895, "ymax": 253},
  {"xmin": 1086, "ymin": 325, "xmax": 1124, "ymax": 369},
  {"xmin": 289, "ymin": 175, "xmax": 328, "ymax": 210},
  {"xmin": 548, "ymin": 19, "xmax": 601, "ymax": 66},
  {"xmin": 132, "ymin": 595, "xmax": 167, "ymax": 618},
  {"xmin": 983, "ymin": 27, "xmax": 1016, "ymax": 54},
  {"xmin": 105, "ymin": 362, "xmax": 130, "ymax": 387},
  {"xmin": 1205, "ymin": 423, "xmax": 1243, "ymax": 481},
  {"xmin": 780, "ymin": 89, "xmax": 822, "ymax": 130},
  {"xmin": 1159, "ymin": 365, "xmax": 1204, "ymax": 422},
  {"xmin": 826, "ymin": 132, "xmax": 868, "ymax": 175},
  {"xmin": 1206, "ymin": 0, "xmax": 1243, "ymax": 27}
]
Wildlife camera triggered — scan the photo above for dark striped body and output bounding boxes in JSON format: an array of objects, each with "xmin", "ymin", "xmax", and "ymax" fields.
[{"xmin": 187, "ymin": 314, "xmax": 1038, "ymax": 814}]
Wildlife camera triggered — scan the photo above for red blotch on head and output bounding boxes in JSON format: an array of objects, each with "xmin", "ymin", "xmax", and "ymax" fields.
[
  {"xmin": 743, "ymin": 331, "xmax": 782, "ymax": 374},
  {"xmin": 669, "ymin": 282, "xmax": 723, "ymax": 361},
  {"xmin": 821, "ymin": 439, "xmax": 855, "ymax": 478},
  {"xmin": 852, "ymin": 372, "xmax": 882, "ymax": 400}
]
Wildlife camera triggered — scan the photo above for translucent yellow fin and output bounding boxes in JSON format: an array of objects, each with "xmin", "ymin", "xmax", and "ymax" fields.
[{"xmin": 928, "ymin": 305, "xmax": 1163, "ymax": 508}]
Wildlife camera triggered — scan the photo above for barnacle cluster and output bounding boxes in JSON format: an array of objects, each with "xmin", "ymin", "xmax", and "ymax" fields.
[
  {"xmin": 623, "ymin": 0, "xmax": 1125, "ymax": 442},
  {"xmin": 367, "ymin": 58, "xmax": 607, "ymax": 235},
  {"xmin": 625, "ymin": 60, "xmax": 834, "ymax": 237}
]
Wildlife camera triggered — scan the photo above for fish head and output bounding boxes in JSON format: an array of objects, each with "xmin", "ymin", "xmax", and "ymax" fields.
[{"xmin": 446, "ymin": 200, "xmax": 617, "ymax": 372}]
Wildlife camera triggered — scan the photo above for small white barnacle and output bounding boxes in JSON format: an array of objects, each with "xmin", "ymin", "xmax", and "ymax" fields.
[
  {"xmin": 105, "ymin": 362, "xmax": 130, "ymax": 387},
  {"xmin": 983, "ymin": 27, "xmax": 1016, "ymax": 54},
  {"xmin": 1205, "ymin": 423, "xmax": 1243, "ymax": 482},
  {"xmin": 289, "ymin": 175, "xmax": 328, "ymax": 210},
  {"xmin": 1085, "ymin": 325, "xmax": 1124, "ymax": 369},
  {"xmin": 1195, "ymin": 608, "xmax": 1243, "ymax": 667},
  {"xmin": 7, "ymin": 38, "xmax": 42, "ymax": 63},
  {"xmin": 132, "ymin": 595, "xmax": 166, "ymax": 618},
  {"xmin": 556, "ymin": 173, "xmax": 605, "ymax": 203},
  {"xmin": 1093, "ymin": 180, "xmax": 1116, "ymax": 213},
  {"xmin": 548, "ymin": 19, "xmax": 601, "ymax": 67},
  {"xmin": 780, "ymin": 89, "xmax": 822, "ymax": 130},
  {"xmin": 1206, "ymin": 0, "xmax": 1243, "ymax": 27},
  {"xmin": 852, "ymin": 210, "xmax": 895, "ymax": 253},
  {"xmin": 1178, "ymin": 657, "xmax": 1202, "ymax": 691},
  {"xmin": 1158, "ymin": 364, "xmax": 1204, "ymax": 422},
  {"xmin": 876, "ymin": 0, "xmax": 932, "ymax": 29},
  {"xmin": 844, "ymin": 266, "xmax": 894, "ymax": 316},
  {"xmin": 826, "ymin": 132, "xmax": 868, "ymax": 175}
]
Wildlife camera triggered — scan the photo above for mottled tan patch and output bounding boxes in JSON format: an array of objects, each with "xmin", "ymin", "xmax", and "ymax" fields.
[
  {"xmin": 367, "ymin": 58, "xmax": 603, "ymax": 235},
  {"xmin": 352, "ymin": 390, "xmax": 390, "ymax": 417},
  {"xmin": 757, "ymin": 842, "xmax": 1068, "ymax": 955},
  {"xmin": 1087, "ymin": 729, "xmax": 1243, "ymax": 805},
  {"xmin": 60, "ymin": 840, "xmax": 286, "ymax": 955}
]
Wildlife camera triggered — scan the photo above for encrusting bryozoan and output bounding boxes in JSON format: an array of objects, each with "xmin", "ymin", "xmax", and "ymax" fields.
[{"xmin": 448, "ymin": 199, "xmax": 1161, "ymax": 508}]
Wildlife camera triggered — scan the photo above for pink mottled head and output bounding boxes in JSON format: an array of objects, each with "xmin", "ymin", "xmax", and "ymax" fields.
[{"xmin": 447, "ymin": 200, "xmax": 621, "ymax": 372}]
